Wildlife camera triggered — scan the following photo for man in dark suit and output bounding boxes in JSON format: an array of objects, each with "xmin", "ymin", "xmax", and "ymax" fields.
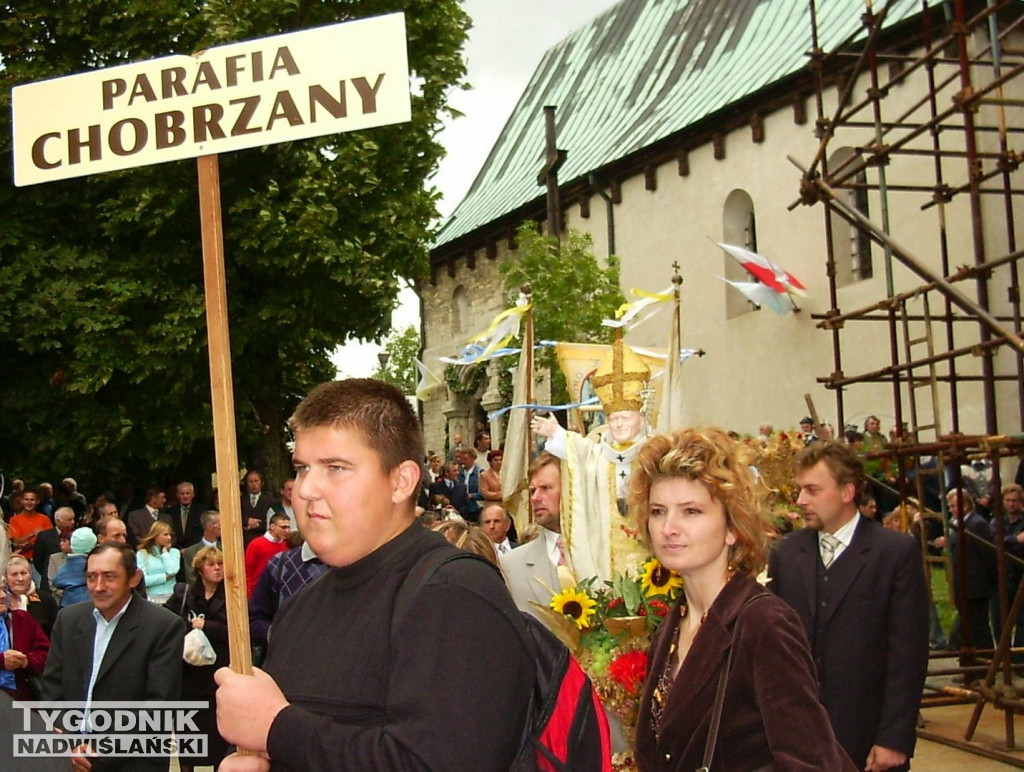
[
  {"xmin": 126, "ymin": 486, "xmax": 171, "ymax": 549},
  {"xmin": 427, "ymin": 462, "xmax": 469, "ymax": 514},
  {"xmin": 768, "ymin": 441, "xmax": 929, "ymax": 772},
  {"xmin": 39, "ymin": 543, "xmax": 185, "ymax": 770},
  {"xmin": 241, "ymin": 470, "xmax": 275, "ymax": 547},
  {"xmin": 944, "ymin": 487, "xmax": 996, "ymax": 653},
  {"xmin": 457, "ymin": 449, "xmax": 483, "ymax": 522},
  {"xmin": 167, "ymin": 481, "xmax": 203, "ymax": 549},
  {"xmin": 270, "ymin": 478, "xmax": 297, "ymax": 530},
  {"xmin": 0, "ymin": 690, "xmax": 71, "ymax": 772},
  {"xmin": 178, "ymin": 511, "xmax": 222, "ymax": 585},
  {"xmin": 33, "ymin": 506, "xmax": 75, "ymax": 591}
]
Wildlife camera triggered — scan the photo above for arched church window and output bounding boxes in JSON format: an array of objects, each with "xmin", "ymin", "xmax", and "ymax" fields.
[
  {"xmin": 451, "ymin": 285, "xmax": 468, "ymax": 335},
  {"xmin": 828, "ymin": 147, "xmax": 873, "ymax": 286},
  {"xmin": 722, "ymin": 189, "xmax": 759, "ymax": 319}
]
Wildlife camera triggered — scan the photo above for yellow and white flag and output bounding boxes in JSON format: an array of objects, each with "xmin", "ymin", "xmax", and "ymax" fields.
[
  {"xmin": 602, "ymin": 287, "xmax": 672, "ymax": 329},
  {"xmin": 656, "ymin": 281, "xmax": 687, "ymax": 433},
  {"xmin": 469, "ymin": 302, "xmax": 531, "ymax": 360},
  {"xmin": 501, "ymin": 306, "xmax": 534, "ymax": 532},
  {"xmin": 414, "ymin": 360, "xmax": 444, "ymax": 402}
]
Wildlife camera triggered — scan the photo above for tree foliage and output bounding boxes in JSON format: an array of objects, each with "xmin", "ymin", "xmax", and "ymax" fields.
[
  {"xmin": 500, "ymin": 224, "xmax": 624, "ymax": 404},
  {"xmin": 372, "ymin": 325, "xmax": 419, "ymax": 395},
  {"xmin": 0, "ymin": 0, "xmax": 469, "ymax": 492}
]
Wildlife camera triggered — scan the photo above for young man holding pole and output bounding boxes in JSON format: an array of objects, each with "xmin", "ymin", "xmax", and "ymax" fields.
[{"xmin": 215, "ymin": 379, "xmax": 534, "ymax": 770}]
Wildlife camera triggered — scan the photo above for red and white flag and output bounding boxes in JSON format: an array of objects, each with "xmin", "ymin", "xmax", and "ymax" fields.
[{"xmin": 718, "ymin": 243, "xmax": 808, "ymax": 297}]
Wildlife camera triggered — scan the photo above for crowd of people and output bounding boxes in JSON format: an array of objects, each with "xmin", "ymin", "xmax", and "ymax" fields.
[
  {"xmin": 786, "ymin": 413, "xmax": 1024, "ymax": 667},
  {"xmin": 0, "ymin": 468, "xmax": 303, "ymax": 770},
  {"xmin": 0, "ymin": 382, "xmax": 1013, "ymax": 771}
]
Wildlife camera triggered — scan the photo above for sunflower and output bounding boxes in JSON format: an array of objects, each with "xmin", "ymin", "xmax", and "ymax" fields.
[
  {"xmin": 640, "ymin": 558, "xmax": 683, "ymax": 598},
  {"xmin": 550, "ymin": 587, "xmax": 597, "ymax": 630}
]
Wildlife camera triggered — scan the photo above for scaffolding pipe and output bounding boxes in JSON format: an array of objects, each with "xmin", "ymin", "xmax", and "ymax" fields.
[
  {"xmin": 820, "ymin": 0, "xmax": 1017, "ymax": 136},
  {"xmin": 986, "ymin": 0, "xmax": 1024, "ymax": 429},
  {"xmin": 809, "ymin": 0, "xmax": 848, "ymax": 432},
  {"xmin": 922, "ymin": 1, "xmax": 963, "ymax": 437},
  {"xmin": 864, "ymin": 7, "xmax": 906, "ymax": 446},
  {"xmin": 800, "ymin": 1, "xmax": 1024, "ymax": 752},
  {"xmin": 813, "ymin": 246, "xmax": 1024, "ymax": 329},
  {"xmin": 811, "ymin": 55, "xmax": 1024, "ymax": 197},
  {"xmin": 790, "ymin": 160, "xmax": 1024, "ymax": 356}
]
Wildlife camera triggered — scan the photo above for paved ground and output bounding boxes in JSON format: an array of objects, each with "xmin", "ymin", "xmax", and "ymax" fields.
[
  {"xmin": 918, "ymin": 700, "xmax": 1023, "ymax": 769},
  {"xmin": 914, "ymin": 654, "xmax": 1024, "ymax": 769}
]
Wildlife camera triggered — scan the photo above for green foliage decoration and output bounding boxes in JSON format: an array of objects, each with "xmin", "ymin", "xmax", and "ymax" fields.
[
  {"xmin": 443, "ymin": 363, "xmax": 486, "ymax": 398},
  {"xmin": 500, "ymin": 223, "xmax": 624, "ymax": 405}
]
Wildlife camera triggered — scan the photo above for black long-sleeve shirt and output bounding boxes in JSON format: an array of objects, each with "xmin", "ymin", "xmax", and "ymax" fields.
[{"xmin": 264, "ymin": 523, "xmax": 534, "ymax": 771}]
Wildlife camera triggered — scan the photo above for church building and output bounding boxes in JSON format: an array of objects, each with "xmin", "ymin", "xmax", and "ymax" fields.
[{"xmin": 421, "ymin": 0, "xmax": 1024, "ymax": 456}]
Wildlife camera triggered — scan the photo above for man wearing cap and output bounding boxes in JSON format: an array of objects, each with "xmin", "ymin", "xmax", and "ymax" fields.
[
  {"xmin": 800, "ymin": 416, "xmax": 819, "ymax": 446},
  {"xmin": 532, "ymin": 338, "xmax": 651, "ymax": 582}
]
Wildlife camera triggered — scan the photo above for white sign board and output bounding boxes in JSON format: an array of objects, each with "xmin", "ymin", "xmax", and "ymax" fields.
[{"xmin": 12, "ymin": 13, "xmax": 410, "ymax": 186}]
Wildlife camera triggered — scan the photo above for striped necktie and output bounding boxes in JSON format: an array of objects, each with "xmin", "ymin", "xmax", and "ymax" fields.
[{"xmin": 820, "ymin": 533, "xmax": 840, "ymax": 568}]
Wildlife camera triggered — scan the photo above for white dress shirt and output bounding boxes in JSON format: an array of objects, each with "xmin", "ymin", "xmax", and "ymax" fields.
[
  {"xmin": 86, "ymin": 596, "xmax": 133, "ymax": 720},
  {"xmin": 820, "ymin": 513, "xmax": 860, "ymax": 564}
]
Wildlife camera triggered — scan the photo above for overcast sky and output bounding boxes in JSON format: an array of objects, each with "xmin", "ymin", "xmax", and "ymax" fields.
[{"xmin": 333, "ymin": 0, "xmax": 620, "ymax": 377}]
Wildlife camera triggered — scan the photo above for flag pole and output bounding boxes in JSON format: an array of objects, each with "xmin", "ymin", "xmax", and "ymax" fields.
[
  {"xmin": 747, "ymin": 245, "xmax": 802, "ymax": 312},
  {"xmin": 522, "ymin": 283, "xmax": 535, "ymax": 522}
]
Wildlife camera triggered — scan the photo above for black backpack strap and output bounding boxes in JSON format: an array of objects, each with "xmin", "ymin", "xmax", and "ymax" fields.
[
  {"xmin": 393, "ymin": 547, "xmax": 500, "ymax": 626},
  {"xmin": 393, "ymin": 547, "xmax": 545, "ymax": 767}
]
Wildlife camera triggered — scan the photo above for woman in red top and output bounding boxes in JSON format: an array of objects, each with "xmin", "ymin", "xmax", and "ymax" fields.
[{"xmin": 0, "ymin": 584, "xmax": 50, "ymax": 700}]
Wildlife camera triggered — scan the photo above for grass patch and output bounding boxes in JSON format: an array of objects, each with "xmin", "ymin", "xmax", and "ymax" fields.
[{"xmin": 929, "ymin": 562, "xmax": 955, "ymax": 635}]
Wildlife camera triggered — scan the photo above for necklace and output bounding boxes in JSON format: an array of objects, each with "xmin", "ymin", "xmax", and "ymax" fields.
[
  {"xmin": 679, "ymin": 603, "xmax": 708, "ymax": 626},
  {"xmin": 651, "ymin": 604, "xmax": 706, "ymax": 735}
]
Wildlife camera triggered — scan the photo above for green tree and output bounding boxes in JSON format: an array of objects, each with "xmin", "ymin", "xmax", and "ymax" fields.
[
  {"xmin": 0, "ymin": 1, "xmax": 469, "ymax": 492},
  {"xmin": 372, "ymin": 325, "xmax": 420, "ymax": 394},
  {"xmin": 500, "ymin": 224, "xmax": 624, "ymax": 404}
]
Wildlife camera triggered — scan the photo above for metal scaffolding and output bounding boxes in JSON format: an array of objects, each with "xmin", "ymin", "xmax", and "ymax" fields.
[{"xmin": 794, "ymin": 0, "xmax": 1024, "ymax": 761}]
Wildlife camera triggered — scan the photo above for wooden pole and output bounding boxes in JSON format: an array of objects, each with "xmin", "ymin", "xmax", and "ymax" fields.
[
  {"xmin": 804, "ymin": 393, "xmax": 828, "ymax": 440},
  {"xmin": 197, "ymin": 154, "xmax": 252, "ymax": 675},
  {"xmin": 522, "ymin": 283, "xmax": 534, "ymax": 522},
  {"xmin": 537, "ymin": 106, "xmax": 565, "ymax": 243}
]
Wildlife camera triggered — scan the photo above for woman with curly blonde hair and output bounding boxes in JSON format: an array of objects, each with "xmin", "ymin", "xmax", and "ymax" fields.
[{"xmin": 631, "ymin": 428, "xmax": 853, "ymax": 771}]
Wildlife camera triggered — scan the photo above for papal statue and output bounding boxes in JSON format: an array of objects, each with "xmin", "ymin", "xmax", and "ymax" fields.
[{"xmin": 532, "ymin": 338, "xmax": 651, "ymax": 582}]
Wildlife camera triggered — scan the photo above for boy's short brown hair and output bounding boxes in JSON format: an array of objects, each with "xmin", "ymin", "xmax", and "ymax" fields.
[{"xmin": 289, "ymin": 379, "xmax": 424, "ymax": 490}]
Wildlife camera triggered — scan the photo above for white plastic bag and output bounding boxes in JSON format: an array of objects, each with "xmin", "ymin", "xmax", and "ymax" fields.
[{"xmin": 183, "ymin": 613, "xmax": 216, "ymax": 666}]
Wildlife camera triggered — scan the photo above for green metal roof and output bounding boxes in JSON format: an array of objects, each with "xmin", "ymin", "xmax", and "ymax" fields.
[{"xmin": 434, "ymin": 0, "xmax": 939, "ymax": 250}]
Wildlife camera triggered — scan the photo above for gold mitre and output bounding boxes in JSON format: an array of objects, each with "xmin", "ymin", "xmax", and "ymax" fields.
[{"xmin": 591, "ymin": 339, "xmax": 650, "ymax": 414}]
